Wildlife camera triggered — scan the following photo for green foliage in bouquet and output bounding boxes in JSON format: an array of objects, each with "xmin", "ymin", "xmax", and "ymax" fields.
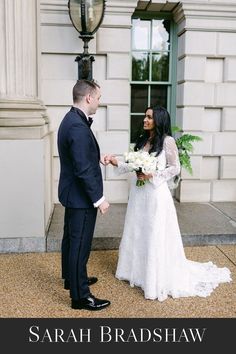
[{"xmin": 172, "ymin": 126, "xmax": 202, "ymax": 175}]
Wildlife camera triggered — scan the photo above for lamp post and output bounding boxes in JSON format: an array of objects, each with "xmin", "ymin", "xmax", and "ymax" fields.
[{"xmin": 68, "ymin": 0, "xmax": 106, "ymax": 80}]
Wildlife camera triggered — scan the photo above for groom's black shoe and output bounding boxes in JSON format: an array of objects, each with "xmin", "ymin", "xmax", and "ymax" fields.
[
  {"xmin": 64, "ymin": 277, "xmax": 98, "ymax": 290},
  {"xmin": 87, "ymin": 277, "xmax": 98, "ymax": 286},
  {"xmin": 71, "ymin": 295, "xmax": 110, "ymax": 311}
]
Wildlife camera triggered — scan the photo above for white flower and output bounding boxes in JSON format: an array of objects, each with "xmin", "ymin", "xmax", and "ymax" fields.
[{"xmin": 124, "ymin": 150, "xmax": 158, "ymax": 175}]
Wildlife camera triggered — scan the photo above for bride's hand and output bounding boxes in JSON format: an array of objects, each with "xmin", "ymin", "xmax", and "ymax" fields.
[{"xmin": 136, "ymin": 172, "xmax": 152, "ymax": 180}]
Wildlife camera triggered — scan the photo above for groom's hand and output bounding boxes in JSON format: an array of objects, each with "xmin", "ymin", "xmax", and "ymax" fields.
[
  {"xmin": 100, "ymin": 155, "xmax": 110, "ymax": 166},
  {"xmin": 100, "ymin": 154, "xmax": 118, "ymax": 166},
  {"xmin": 100, "ymin": 154, "xmax": 114, "ymax": 166},
  {"xmin": 104, "ymin": 154, "xmax": 118, "ymax": 166},
  {"xmin": 99, "ymin": 200, "xmax": 110, "ymax": 215}
]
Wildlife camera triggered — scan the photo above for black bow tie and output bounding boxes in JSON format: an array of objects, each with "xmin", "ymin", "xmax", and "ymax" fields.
[{"xmin": 88, "ymin": 117, "xmax": 93, "ymax": 127}]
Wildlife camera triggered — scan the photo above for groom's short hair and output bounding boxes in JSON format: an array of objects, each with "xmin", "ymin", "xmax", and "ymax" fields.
[{"xmin": 73, "ymin": 79, "xmax": 100, "ymax": 103}]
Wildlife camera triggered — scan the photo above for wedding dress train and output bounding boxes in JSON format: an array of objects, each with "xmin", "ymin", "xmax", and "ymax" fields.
[{"xmin": 115, "ymin": 136, "xmax": 231, "ymax": 301}]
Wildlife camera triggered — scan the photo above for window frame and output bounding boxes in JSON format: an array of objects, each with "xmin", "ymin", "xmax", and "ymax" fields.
[{"xmin": 130, "ymin": 11, "xmax": 177, "ymax": 143}]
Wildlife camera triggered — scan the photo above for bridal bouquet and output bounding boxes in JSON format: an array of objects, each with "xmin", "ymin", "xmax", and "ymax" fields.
[{"xmin": 124, "ymin": 150, "xmax": 158, "ymax": 187}]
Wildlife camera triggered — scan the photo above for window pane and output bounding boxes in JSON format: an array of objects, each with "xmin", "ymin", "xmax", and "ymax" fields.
[
  {"xmin": 131, "ymin": 85, "xmax": 148, "ymax": 113},
  {"xmin": 132, "ymin": 19, "xmax": 151, "ymax": 50},
  {"xmin": 152, "ymin": 52, "xmax": 169, "ymax": 81},
  {"xmin": 150, "ymin": 85, "xmax": 168, "ymax": 108},
  {"xmin": 152, "ymin": 20, "xmax": 170, "ymax": 51},
  {"xmin": 131, "ymin": 115, "xmax": 144, "ymax": 143},
  {"xmin": 132, "ymin": 52, "xmax": 149, "ymax": 81}
]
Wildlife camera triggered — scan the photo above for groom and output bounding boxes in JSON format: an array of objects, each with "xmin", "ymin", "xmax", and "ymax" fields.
[{"xmin": 57, "ymin": 79, "xmax": 110, "ymax": 311}]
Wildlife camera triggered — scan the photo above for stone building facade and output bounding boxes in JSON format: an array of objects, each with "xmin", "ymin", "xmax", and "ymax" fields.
[{"xmin": 1, "ymin": 0, "xmax": 236, "ymax": 251}]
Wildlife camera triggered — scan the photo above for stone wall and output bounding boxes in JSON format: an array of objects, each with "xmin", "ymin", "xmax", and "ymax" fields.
[
  {"xmin": 174, "ymin": 0, "xmax": 236, "ymax": 201},
  {"xmin": 40, "ymin": 0, "xmax": 236, "ymax": 204},
  {"xmin": 40, "ymin": 0, "xmax": 140, "ymax": 203}
]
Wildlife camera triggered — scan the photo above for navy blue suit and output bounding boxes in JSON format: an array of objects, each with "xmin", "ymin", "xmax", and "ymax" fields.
[{"xmin": 57, "ymin": 106, "xmax": 103, "ymax": 299}]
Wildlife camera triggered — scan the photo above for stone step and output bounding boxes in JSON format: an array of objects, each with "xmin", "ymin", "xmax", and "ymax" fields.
[{"xmin": 46, "ymin": 202, "xmax": 236, "ymax": 251}]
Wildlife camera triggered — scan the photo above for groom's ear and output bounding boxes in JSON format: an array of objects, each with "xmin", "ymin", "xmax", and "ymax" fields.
[{"xmin": 86, "ymin": 94, "xmax": 92, "ymax": 104}]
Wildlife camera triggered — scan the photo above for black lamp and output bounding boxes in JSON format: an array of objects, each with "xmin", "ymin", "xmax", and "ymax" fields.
[{"xmin": 68, "ymin": 0, "xmax": 106, "ymax": 80}]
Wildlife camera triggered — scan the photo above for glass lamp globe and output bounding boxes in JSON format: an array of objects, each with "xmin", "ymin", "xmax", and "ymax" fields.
[{"xmin": 68, "ymin": 0, "xmax": 106, "ymax": 36}]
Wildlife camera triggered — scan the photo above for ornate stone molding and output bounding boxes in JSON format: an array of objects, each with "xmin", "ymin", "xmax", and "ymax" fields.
[
  {"xmin": 103, "ymin": 0, "xmax": 139, "ymax": 28},
  {"xmin": 0, "ymin": 99, "xmax": 48, "ymax": 127},
  {"xmin": 173, "ymin": 1, "xmax": 236, "ymax": 34}
]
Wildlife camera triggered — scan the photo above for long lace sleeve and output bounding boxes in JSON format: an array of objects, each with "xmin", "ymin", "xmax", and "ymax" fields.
[
  {"xmin": 150, "ymin": 136, "xmax": 181, "ymax": 188},
  {"xmin": 113, "ymin": 160, "xmax": 131, "ymax": 175}
]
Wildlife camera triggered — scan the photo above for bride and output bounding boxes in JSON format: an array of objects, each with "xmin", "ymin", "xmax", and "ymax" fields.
[{"xmin": 107, "ymin": 106, "xmax": 231, "ymax": 301}]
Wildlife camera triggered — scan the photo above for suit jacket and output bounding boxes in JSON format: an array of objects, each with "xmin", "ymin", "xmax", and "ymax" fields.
[{"xmin": 57, "ymin": 106, "xmax": 103, "ymax": 208}]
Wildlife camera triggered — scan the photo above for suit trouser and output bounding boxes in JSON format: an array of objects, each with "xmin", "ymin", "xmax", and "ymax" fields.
[{"xmin": 61, "ymin": 207, "xmax": 97, "ymax": 300}]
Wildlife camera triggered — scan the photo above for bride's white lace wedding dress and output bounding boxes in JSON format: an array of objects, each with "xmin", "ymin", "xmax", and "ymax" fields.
[{"xmin": 115, "ymin": 136, "xmax": 231, "ymax": 301}]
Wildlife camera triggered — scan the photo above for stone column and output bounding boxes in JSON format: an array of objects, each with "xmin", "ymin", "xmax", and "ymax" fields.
[{"xmin": 0, "ymin": 0, "xmax": 53, "ymax": 252}]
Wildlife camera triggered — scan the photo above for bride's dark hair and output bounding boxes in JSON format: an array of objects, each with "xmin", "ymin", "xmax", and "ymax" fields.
[{"xmin": 134, "ymin": 106, "xmax": 172, "ymax": 156}]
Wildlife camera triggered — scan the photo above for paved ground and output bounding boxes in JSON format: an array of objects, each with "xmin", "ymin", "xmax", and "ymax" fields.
[
  {"xmin": 0, "ymin": 246, "xmax": 235, "ymax": 318},
  {"xmin": 47, "ymin": 202, "xmax": 236, "ymax": 251},
  {"xmin": 0, "ymin": 201, "xmax": 235, "ymax": 319}
]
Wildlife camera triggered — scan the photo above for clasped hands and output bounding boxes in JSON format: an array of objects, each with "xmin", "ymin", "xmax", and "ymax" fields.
[
  {"xmin": 100, "ymin": 155, "xmax": 152, "ymax": 181},
  {"xmin": 100, "ymin": 154, "xmax": 118, "ymax": 167}
]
